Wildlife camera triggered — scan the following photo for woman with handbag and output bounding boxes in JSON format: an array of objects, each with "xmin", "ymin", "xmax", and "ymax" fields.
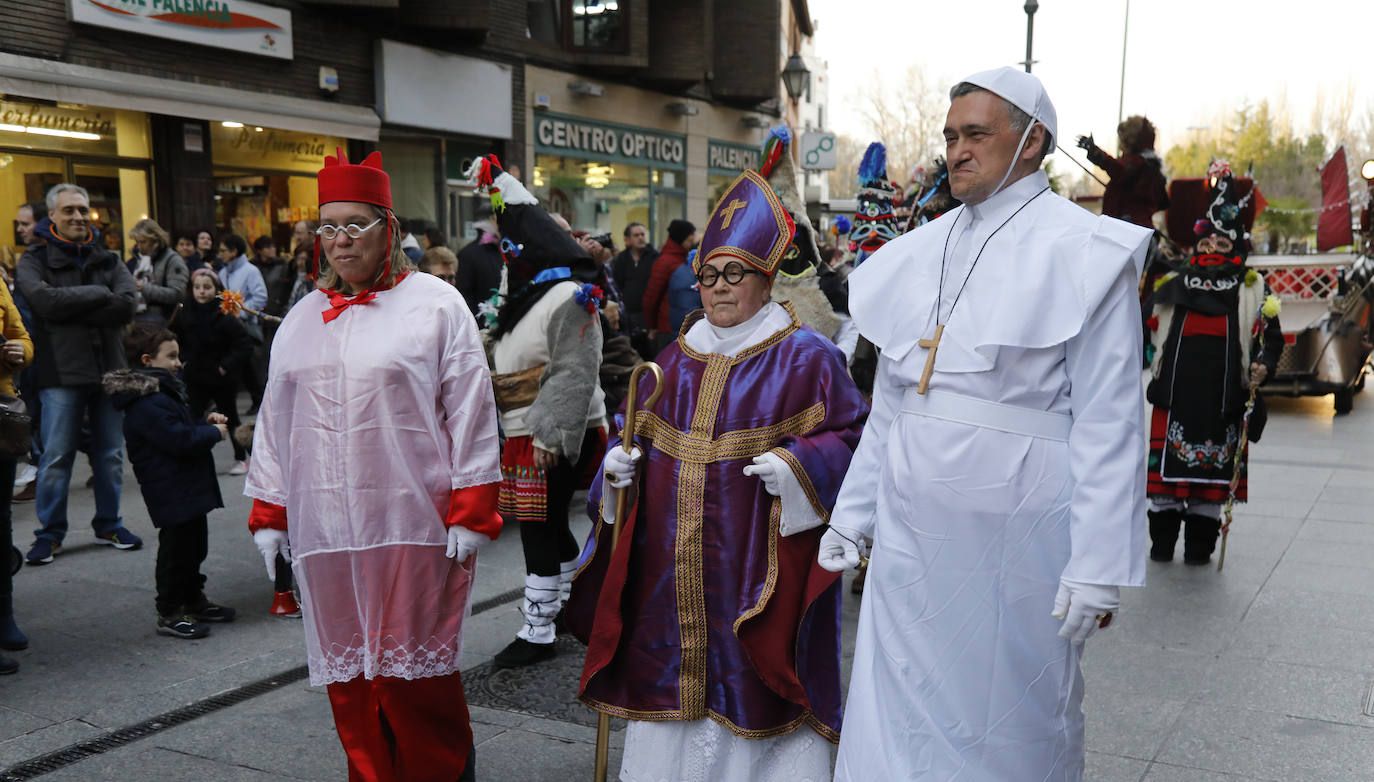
[{"xmin": 0, "ymin": 279, "xmax": 33, "ymax": 674}]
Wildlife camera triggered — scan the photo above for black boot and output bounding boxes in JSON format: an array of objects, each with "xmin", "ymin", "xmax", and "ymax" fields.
[
  {"xmin": 0, "ymin": 652, "xmax": 16, "ymax": 675},
  {"xmin": 492, "ymin": 637, "xmax": 556, "ymax": 669},
  {"xmin": 1148, "ymin": 509, "xmax": 1183, "ymax": 563},
  {"xmin": 1182, "ymin": 513, "xmax": 1222, "ymax": 565}
]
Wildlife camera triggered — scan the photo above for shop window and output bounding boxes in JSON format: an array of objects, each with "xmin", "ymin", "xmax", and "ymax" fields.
[
  {"xmin": 376, "ymin": 139, "xmax": 439, "ymax": 230},
  {"xmin": 210, "ymin": 123, "xmax": 344, "ymax": 250},
  {"xmin": 75, "ymin": 163, "xmax": 150, "ymax": 259},
  {"xmin": 570, "ymin": 0, "xmax": 625, "ymax": 51},
  {"xmin": 534, "ymin": 154, "xmax": 649, "ymax": 242},
  {"xmin": 527, "ymin": 0, "xmax": 561, "ymax": 43}
]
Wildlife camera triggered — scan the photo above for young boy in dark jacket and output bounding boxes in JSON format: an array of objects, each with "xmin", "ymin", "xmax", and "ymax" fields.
[{"xmin": 104, "ymin": 324, "xmax": 236, "ymax": 639}]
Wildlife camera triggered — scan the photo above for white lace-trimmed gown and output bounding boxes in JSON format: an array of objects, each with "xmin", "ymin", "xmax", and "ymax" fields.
[{"xmin": 245, "ymin": 272, "xmax": 502, "ymax": 685}]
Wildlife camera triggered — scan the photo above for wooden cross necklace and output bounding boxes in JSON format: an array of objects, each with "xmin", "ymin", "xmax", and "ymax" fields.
[{"xmin": 918, "ymin": 185, "xmax": 1050, "ymax": 394}]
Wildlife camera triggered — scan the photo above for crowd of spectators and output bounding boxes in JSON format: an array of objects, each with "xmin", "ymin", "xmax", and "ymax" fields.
[{"xmin": 0, "ymin": 180, "xmax": 794, "ymax": 672}]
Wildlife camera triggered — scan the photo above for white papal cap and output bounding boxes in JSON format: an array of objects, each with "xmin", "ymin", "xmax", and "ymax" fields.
[{"xmin": 954, "ymin": 67, "xmax": 1057, "ymax": 155}]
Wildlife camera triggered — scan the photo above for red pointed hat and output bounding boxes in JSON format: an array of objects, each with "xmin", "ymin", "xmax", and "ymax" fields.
[{"xmin": 318, "ymin": 148, "xmax": 391, "ymax": 209}]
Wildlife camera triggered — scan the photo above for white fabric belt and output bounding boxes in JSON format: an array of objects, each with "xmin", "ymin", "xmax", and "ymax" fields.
[{"xmin": 899, "ymin": 388, "xmax": 1072, "ymax": 442}]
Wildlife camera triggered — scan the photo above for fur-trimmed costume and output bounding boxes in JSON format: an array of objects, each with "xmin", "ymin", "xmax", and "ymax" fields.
[
  {"xmin": 757, "ymin": 126, "xmax": 857, "ymax": 361},
  {"xmin": 468, "ymin": 155, "xmax": 608, "ymax": 667}
]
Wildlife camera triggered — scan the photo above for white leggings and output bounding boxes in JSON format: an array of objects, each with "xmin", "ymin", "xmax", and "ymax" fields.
[{"xmin": 1149, "ymin": 497, "xmax": 1222, "ymax": 520}]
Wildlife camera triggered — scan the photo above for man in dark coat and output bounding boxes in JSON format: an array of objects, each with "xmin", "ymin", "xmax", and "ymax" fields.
[
  {"xmin": 16, "ymin": 183, "xmax": 141, "ymax": 565},
  {"xmin": 610, "ymin": 222, "xmax": 658, "ymax": 331},
  {"xmin": 455, "ymin": 208, "xmax": 504, "ymax": 320},
  {"xmin": 640, "ymin": 219, "xmax": 696, "ymax": 351}
]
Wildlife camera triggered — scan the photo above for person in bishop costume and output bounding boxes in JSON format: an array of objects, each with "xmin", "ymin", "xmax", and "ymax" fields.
[
  {"xmin": 466, "ymin": 155, "xmax": 609, "ymax": 669},
  {"xmin": 758, "ymin": 126, "xmax": 858, "ymax": 362},
  {"xmin": 821, "ymin": 67, "xmax": 1152, "ymax": 781},
  {"xmin": 1145, "ymin": 160, "xmax": 1282, "ymax": 565},
  {"xmin": 565, "ymin": 170, "xmax": 869, "ymax": 782},
  {"xmin": 245, "ymin": 149, "xmax": 502, "ymax": 781}
]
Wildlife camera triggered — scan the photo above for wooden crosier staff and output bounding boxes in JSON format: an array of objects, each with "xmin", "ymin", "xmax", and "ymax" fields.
[
  {"xmin": 1217, "ymin": 300, "xmax": 1274, "ymax": 572},
  {"xmin": 592, "ymin": 361, "xmax": 665, "ymax": 782}
]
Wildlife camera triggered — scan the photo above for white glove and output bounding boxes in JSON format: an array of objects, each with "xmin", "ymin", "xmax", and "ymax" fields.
[
  {"xmin": 253, "ymin": 528, "xmax": 291, "ymax": 581},
  {"xmin": 817, "ymin": 525, "xmax": 867, "ymax": 572},
  {"xmin": 742, "ymin": 455, "xmax": 782, "ymax": 496},
  {"xmin": 1051, "ymin": 579, "xmax": 1121, "ymax": 643},
  {"xmin": 445, "ymin": 526, "xmax": 490, "ymax": 561},
  {"xmin": 602, "ymin": 445, "xmax": 642, "ymax": 490}
]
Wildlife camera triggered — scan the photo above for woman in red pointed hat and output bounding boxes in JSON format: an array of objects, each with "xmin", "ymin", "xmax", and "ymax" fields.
[{"xmin": 244, "ymin": 149, "xmax": 503, "ymax": 781}]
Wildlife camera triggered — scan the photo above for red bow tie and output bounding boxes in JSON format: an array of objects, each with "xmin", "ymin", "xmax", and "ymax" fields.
[
  {"xmin": 321, "ymin": 289, "xmax": 377, "ymax": 323},
  {"xmin": 319, "ymin": 272, "xmax": 409, "ymax": 324}
]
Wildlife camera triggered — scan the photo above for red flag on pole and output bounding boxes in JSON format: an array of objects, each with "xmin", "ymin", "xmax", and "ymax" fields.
[{"xmin": 1317, "ymin": 147, "xmax": 1352, "ymax": 252}]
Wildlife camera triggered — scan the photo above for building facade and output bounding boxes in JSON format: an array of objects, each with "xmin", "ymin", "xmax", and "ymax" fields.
[{"xmin": 0, "ymin": 0, "xmax": 819, "ymax": 257}]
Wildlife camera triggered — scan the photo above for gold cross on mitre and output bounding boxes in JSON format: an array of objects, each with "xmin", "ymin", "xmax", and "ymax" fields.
[
  {"xmin": 718, "ymin": 198, "xmax": 747, "ymax": 229},
  {"xmin": 916, "ymin": 323, "xmax": 944, "ymax": 395}
]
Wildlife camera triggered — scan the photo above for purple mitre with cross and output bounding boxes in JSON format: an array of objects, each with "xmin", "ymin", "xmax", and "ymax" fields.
[{"xmin": 696, "ymin": 170, "xmax": 796, "ymax": 275}]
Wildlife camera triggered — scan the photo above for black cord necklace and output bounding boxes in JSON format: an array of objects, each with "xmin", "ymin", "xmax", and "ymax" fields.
[
  {"xmin": 915, "ymin": 185, "xmax": 1050, "ymax": 395},
  {"xmin": 936, "ymin": 185, "xmax": 1050, "ymax": 320}
]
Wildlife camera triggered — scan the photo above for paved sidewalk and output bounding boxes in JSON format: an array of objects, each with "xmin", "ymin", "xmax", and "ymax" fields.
[{"xmin": 0, "ymin": 392, "xmax": 1370, "ymax": 780}]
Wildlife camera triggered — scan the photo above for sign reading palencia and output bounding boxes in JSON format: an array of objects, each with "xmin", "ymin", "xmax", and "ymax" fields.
[
  {"xmin": 707, "ymin": 140, "xmax": 761, "ymax": 174},
  {"xmin": 68, "ymin": 0, "xmax": 293, "ymax": 60},
  {"xmin": 534, "ymin": 113, "xmax": 685, "ymax": 168}
]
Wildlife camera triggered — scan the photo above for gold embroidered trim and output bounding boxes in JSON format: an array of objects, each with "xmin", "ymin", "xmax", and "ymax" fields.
[
  {"xmin": 679, "ymin": 302, "xmax": 802, "ymax": 364},
  {"xmin": 635, "ymin": 403, "xmax": 825, "ymax": 465},
  {"xmin": 770, "ymin": 446, "xmax": 831, "ymax": 523},
  {"xmin": 732, "ymin": 498, "xmax": 781, "ymax": 634},
  {"xmin": 674, "ymin": 458, "xmax": 709, "ymax": 719}
]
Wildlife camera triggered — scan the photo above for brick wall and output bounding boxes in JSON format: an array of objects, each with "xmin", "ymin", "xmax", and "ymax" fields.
[{"xmin": 0, "ymin": 2, "xmax": 376, "ymax": 108}]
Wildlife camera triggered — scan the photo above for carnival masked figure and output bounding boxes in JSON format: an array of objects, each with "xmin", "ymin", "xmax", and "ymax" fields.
[
  {"xmin": 1145, "ymin": 160, "xmax": 1282, "ymax": 564},
  {"xmin": 757, "ymin": 125, "xmax": 858, "ymax": 361},
  {"xmin": 567, "ymin": 170, "xmax": 868, "ymax": 782},
  {"xmin": 849, "ymin": 142, "xmax": 901, "ymax": 265},
  {"xmin": 904, "ymin": 157, "xmax": 961, "ymax": 232},
  {"xmin": 466, "ymin": 155, "xmax": 610, "ymax": 669}
]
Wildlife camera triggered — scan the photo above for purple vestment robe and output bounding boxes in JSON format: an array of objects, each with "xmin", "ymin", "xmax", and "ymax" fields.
[{"xmin": 567, "ymin": 307, "xmax": 869, "ymax": 741}]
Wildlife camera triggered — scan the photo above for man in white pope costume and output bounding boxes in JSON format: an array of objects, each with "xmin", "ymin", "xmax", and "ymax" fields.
[{"xmin": 820, "ymin": 67, "xmax": 1151, "ymax": 780}]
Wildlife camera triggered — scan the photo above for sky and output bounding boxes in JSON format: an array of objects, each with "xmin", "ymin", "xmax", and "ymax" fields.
[{"xmin": 808, "ymin": 0, "xmax": 1374, "ymax": 177}]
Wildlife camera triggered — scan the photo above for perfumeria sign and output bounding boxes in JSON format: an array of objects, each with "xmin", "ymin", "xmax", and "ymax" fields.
[{"xmin": 68, "ymin": 0, "xmax": 293, "ymax": 60}]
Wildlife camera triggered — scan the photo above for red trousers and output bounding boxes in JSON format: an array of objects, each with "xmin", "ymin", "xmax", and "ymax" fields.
[{"xmin": 326, "ymin": 671, "xmax": 474, "ymax": 782}]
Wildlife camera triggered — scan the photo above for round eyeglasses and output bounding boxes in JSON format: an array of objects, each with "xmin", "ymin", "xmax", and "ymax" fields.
[
  {"xmin": 696, "ymin": 261, "xmax": 763, "ymax": 288},
  {"xmin": 315, "ymin": 217, "xmax": 384, "ymax": 241}
]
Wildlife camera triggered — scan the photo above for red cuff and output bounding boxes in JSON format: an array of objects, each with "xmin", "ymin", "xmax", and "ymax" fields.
[
  {"xmin": 445, "ymin": 483, "xmax": 502, "ymax": 540},
  {"xmin": 249, "ymin": 499, "xmax": 288, "ymax": 533}
]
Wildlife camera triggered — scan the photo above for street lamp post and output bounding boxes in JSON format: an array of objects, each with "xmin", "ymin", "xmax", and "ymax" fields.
[
  {"xmin": 781, "ymin": 53, "xmax": 811, "ymax": 103},
  {"xmin": 1023, "ymin": 0, "xmax": 1038, "ymax": 73},
  {"xmin": 1118, "ymin": 0, "xmax": 1130, "ymax": 124}
]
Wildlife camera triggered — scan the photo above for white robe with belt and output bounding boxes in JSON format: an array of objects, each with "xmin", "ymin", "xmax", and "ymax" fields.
[{"xmin": 831, "ymin": 171, "xmax": 1151, "ymax": 781}]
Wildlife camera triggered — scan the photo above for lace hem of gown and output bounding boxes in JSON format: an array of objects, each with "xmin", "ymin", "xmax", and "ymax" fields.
[{"xmin": 619, "ymin": 718, "xmax": 832, "ymax": 782}]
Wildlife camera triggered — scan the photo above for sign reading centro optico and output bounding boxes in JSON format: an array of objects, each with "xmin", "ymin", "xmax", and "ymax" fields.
[
  {"xmin": 535, "ymin": 113, "xmax": 685, "ymax": 169},
  {"xmin": 68, "ymin": 0, "xmax": 293, "ymax": 60}
]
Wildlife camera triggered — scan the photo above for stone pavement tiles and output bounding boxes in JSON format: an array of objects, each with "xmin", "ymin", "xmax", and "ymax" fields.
[{"xmin": 1, "ymin": 392, "xmax": 1372, "ymax": 779}]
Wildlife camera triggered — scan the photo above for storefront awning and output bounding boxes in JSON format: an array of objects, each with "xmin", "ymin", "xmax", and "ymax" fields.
[{"xmin": 0, "ymin": 53, "xmax": 380, "ymax": 141}]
